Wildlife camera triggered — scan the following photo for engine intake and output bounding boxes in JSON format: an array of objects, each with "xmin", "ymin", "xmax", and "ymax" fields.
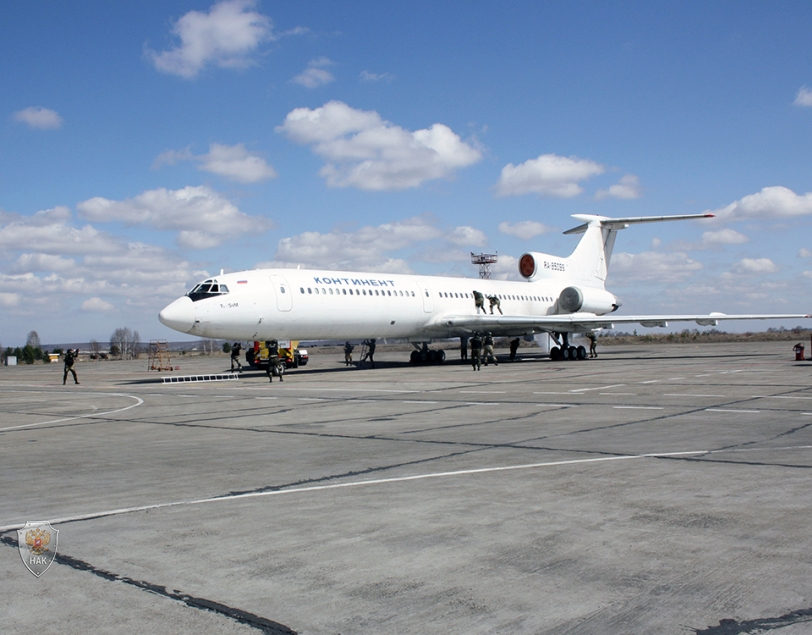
[{"xmin": 558, "ymin": 286, "xmax": 620, "ymax": 314}]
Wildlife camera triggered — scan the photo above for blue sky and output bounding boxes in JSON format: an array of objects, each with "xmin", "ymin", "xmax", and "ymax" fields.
[{"xmin": 2, "ymin": 1, "xmax": 812, "ymax": 345}]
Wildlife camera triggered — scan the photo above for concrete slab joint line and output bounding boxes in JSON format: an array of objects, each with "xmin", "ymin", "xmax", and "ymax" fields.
[{"xmin": 0, "ymin": 535, "xmax": 298, "ymax": 635}]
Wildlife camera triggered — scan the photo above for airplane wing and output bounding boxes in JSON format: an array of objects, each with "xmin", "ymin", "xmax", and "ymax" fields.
[{"xmin": 434, "ymin": 312, "xmax": 811, "ymax": 333}]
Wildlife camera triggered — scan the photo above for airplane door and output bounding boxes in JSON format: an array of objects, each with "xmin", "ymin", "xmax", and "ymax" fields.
[
  {"xmin": 418, "ymin": 283, "xmax": 434, "ymax": 312},
  {"xmin": 269, "ymin": 275, "xmax": 292, "ymax": 311}
]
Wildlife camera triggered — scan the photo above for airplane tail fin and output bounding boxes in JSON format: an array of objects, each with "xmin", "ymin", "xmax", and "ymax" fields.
[{"xmin": 518, "ymin": 213, "xmax": 713, "ymax": 288}]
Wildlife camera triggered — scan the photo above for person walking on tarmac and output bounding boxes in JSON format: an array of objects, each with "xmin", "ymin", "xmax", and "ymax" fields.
[
  {"xmin": 483, "ymin": 332, "xmax": 498, "ymax": 365},
  {"xmin": 470, "ymin": 333, "xmax": 482, "ymax": 371},
  {"xmin": 265, "ymin": 340, "xmax": 284, "ymax": 382},
  {"xmin": 344, "ymin": 341, "xmax": 354, "ymax": 366},
  {"xmin": 366, "ymin": 339, "xmax": 376, "ymax": 368},
  {"xmin": 586, "ymin": 331, "xmax": 598, "ymax": 358},
  {"xmin": 63, "ymin": 348, "xmax": 79, "ymax": 385},
  {"xmin": 230, "ymin": 342, "xmax": 243, "ymax": 371},
  {"xmin": 509, "ymin": 338, "xmax": 520, "ymax": 361},
  {"xmin": 488, "ymin": 295, "xmax": 503, "ymax": 315},
  {"xmin": 473, "ymin": 290, "xmax": 485, "ymax": 314}
]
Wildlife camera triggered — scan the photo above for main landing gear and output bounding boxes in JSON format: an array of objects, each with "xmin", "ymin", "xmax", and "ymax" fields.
[
  {"xmin": 549, "ymin": 332, "xmax": 587, "ymax": 361},
  {"xmin": 409, "ymin": 342, "xmax": 446, "ymax": 364}
]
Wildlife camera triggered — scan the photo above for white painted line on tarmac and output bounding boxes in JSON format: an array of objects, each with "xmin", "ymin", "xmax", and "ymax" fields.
[
  {"xmin": 460, "ymin": 391, "xmax": 506, "ymax": 394},
  {"xmin": 8, "ymin": 446, "xmax": 810, "ymax": 533},
  {"xmin": 752, "ymin": 395, "xmax": 812, "ymax": 400},
  {"xmin": 694, "ymin": 374, "xmax": 712, "ymax": 377},
  {"xmin": 0, "ymin": 394, "xmax": 144, "ymax": 432},
  {"xmin": 465, "ymin": 402, "xmax": 500, "ymax": 406},
  {"xmin": 406, "ymin": 401, "xmax": 438, "ymax": 404},
  {"xmin": 600, "ymin": 392, "xmax": 636, "ymax": 396},
  {"xmin": 668, "ymin": 377, "xmax": 686, "ymax": 381},
  {"xmin": 663, "ymin": 393, "xmax": 726, "ymax": 398},
  {"xmin": 533, "ymin": 403, "xmax": 577, "ymax": 408},
  {"xmin": 570, "ymin": 384, "xmax": 625, "ymax": 393},
  {"xmin": 705, "ymin": 408, "xmax": 760, "ymax": 414},
  {"xmin": 533, "ymin": 391, "xmax": 574, "ymax": 395},
  {"xmin": 292, "ymin": 387, "xmax": 420, "ymax": 394},
  {"xmin": 613, "ymin": 406, "xmax": 664, "ymax": 410},
  {"xmin": 299, "ymin": 398, "xmax": 328, "ymax": 401}
]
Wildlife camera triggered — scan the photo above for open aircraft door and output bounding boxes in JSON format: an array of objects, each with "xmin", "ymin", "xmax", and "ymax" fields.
[{"xmin": 269, "ymin": 275, "xmax": 292, "ymax": 311}]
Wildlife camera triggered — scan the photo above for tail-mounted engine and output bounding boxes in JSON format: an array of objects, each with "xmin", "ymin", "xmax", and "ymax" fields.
[
  {"xmin": 519, "ymin": 252, "xmax": 569, "ymax": 281},
  {"xmin": 558, "ymin": 286, "xmax": 621, "ymax": 314}
]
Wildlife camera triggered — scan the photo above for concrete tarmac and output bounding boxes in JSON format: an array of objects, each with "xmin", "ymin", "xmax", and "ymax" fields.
[{"xmin": 2, "ymin": 342, "xmax": 812, "ymax": 634}]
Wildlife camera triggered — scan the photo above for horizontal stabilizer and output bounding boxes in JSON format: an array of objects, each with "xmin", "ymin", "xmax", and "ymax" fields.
[{"xmin": 563, "ymin": 213, "xmax": 714, "ymax": 235}]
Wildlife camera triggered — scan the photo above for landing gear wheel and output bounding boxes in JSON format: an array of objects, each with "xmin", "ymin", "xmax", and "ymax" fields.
[
  {"xmin": 576, "ymin": 345, "xmax": 587, "ymax": 360},
  {"xmin": 410, "ymin": 350, "xmax": 420, "ymax": 363},
  {"xmin": 428, "ymin": 350, "xmax": 437, "ymax": 363},
  {"xmin": 567, "ymin": 346, "xmax": 577, "ymax": 360},
  {"xmin": 436, "ymin": 350, "xmax": 446, "ymax": 363},
  {"xmin": 550, "ymin": 346, "xmax": 561, "ymax": 361}
]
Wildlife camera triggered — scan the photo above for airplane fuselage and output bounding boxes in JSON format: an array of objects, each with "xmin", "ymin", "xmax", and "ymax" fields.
[{"xmin": 159, "ymin": 267, "xmax": 584, "ymax": 342}]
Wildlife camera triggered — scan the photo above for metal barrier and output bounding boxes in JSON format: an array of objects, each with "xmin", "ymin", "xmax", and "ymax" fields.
[{"xmin": 161, "ymin": 373, "xmax": 240, "ymax": 384}]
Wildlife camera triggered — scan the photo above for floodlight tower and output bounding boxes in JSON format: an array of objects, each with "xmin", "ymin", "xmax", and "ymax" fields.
[{"xmin": 471, "ymin": 252, "xmax": 498, "ymax": 279}]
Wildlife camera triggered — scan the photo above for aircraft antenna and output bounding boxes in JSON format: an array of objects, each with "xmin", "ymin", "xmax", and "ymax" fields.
[{"xmin": 471, "ymin": 252, "xmax": 498, "ymax": 279}]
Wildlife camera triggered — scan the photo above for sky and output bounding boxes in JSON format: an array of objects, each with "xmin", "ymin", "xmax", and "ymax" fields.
[{"xmin": 2, "ymin": 1, "xmax": 812, "ymax": 346}]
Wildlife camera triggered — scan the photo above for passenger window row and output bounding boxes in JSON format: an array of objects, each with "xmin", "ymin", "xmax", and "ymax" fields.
[
  {"xmin": 301, "ymin": 287, "xmax": 416, "ymax": 297},
  {"xmin": 437, "ymin": 291, "xmax": 552, "ymax": 302}
]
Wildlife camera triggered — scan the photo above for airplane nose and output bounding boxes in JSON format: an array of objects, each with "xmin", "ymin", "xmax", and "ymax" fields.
[{"xmin": 159, "ymin": 296, "xmax": 195, "ymax": 333}]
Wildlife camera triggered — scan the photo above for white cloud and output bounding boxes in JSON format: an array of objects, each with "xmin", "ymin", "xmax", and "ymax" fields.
[
  {"xmin": 0, "ymin": 293, "xmax": 20, "ymax": 308},
  {"xmin": 81, "ymin": 297, "xmax": 116, "ymax": 312},
  {"xmin": 498, "ymin": 220, "xmax": 553, "ymax": 239},
  {"xmin": 13, "ymin": 107, "xmax": 63, "ymax": 130},
  {"xmin": 794, "ymin": 86, "xmax": 812, "ymax": 107},
  {"xmin": 77, "ymin": 185, "xmax": 272, "ymax": 248},
  {"xmin": 0, "ymin": 207, "xmax": 119, "ymax": 256},
  {"xmin": 259, "ymin": 215, "xmax": 488, "ymax": 271},
  {"xmin": 494, "ymin": 154, "xmax": 605, "ymax": 198},
  {"xmin": 595, "ymin": 174, "xmax": 641, "ymax": 200},
  {"xmin": 146, "ymin": 0, "xmax": 274, "ymax": 78},
  {"xmin": 701, "ymin": 229, "xmax": 749, "ymax": 245},
  {"xmin": 199, "ymin": 143, "xmax": 277, "ymax": 182},
  {"xmin": 276, "ymin": 101, "xmax": 482, "ymax": 190},
  {"xmin": 800, "ymin": 248, "xmax": 812, "ymax": 258},
  {"xmin": 448, "ymin": 226, "xmax": 488, "ymax": 247},
  {"xmin": 359, "ymin": 70, "xmax": 394, "ymax": 83},
  {"xmin": 153, "ymin": 143, "xmax": 276, "ymax": 183},
  {"xmin": 707, "ymin": 186, "xmax": 812, "ymax": 220},
  {"xmin": 292, "ymin": 57, "xmax": 335, "ymax": 88},
  {"xmin": 731, "ymin": 258, "xmax": 780, "ymax": 275},
  {"xmin": 610, "ymin": 251, "xmax": 703, "ymax": 283},
  {"xmin": 12, "ymin": 253, "xmax": 76, "ymax": 273}
]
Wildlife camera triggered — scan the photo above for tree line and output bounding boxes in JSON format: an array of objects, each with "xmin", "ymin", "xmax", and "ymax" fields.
[{"xmin": 2, "ymin": 327, "xmax": 142, "ymax": 364}]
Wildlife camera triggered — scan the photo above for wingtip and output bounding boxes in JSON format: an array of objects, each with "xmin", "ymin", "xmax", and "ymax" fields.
[{"xmin": 704, "ymin": 214, "xmax": 715, "ymax": 218}]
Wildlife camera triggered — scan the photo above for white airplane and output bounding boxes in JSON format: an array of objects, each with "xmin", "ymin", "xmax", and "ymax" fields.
[{"xmin": 158, "ymin": 213, "xmax": 809, "ymax": 361}]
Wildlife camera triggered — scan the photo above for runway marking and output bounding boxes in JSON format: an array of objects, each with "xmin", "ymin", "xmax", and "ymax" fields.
[
  {"xmin": 465, "ymin": 402, "xmax": 500, "ymax": 406},
  {"xmin": 5, "ymin": 446, "xmax": 810, "ymax": 533},
  {"xmin": 570, "ymin": 384, "xmax": 625, "ymax": 393},
  {"xmin": 664, "ymin": 393, "xmax": 726, "ymax": 398},
  {"xmin": 533, "ymin": 391, "xmax": 574, "ymax": 395},
  {"xmin": 613, "ymin": 406, "xmax": 664, "ymax": 410},
  {"xmin": 299, "ymin": 398, "xmax": 328, "ymax": 402},
  {"xmin": 600, "ymin": 392, "xmax": 636, "ymax": 396},
  {"xmin": 705, "ymin": 408, "xmax": 760, "ymax": 414},
  {"xmin": 694, "ymin": 374, "xmax": 712, "ymax": 377},
  {"xmin": 533, "ymin": 403, "xmax": 577, "ymax": 408},
  {"xmin": 752, "ymin": 395, "xmax": 812, "ymax": 400},
  {"xmin": 406, "ymin": 401, "xmax": 438, "ymax": 404},
  {"xmin": 641, "ymin": 380, "xmax": 659, "ymax": 384},
  {"xmin": 290, "ymin": 387, "xmax": 420, "ymax": 394},
  {"xmin": 0, "ymin": 394, "xmax": 144, "ymax": 432},
  {"xmin": 460, "ymin": 391, "xmax": 505, "ymax": 394},
  {"xmin": 668, "ymin": 377, "xmax": 686, "ymax": 381}
]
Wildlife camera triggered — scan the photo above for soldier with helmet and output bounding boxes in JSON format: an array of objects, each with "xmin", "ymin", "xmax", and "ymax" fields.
[{"xmin": 483, "ymin": 332, "xmax": 498, "ymax": 366}]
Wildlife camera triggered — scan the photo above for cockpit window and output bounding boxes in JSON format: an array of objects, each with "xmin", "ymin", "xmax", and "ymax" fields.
[{"xmin": 188, "ymin": 279, "xmax": 230, "ymax": 302}]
